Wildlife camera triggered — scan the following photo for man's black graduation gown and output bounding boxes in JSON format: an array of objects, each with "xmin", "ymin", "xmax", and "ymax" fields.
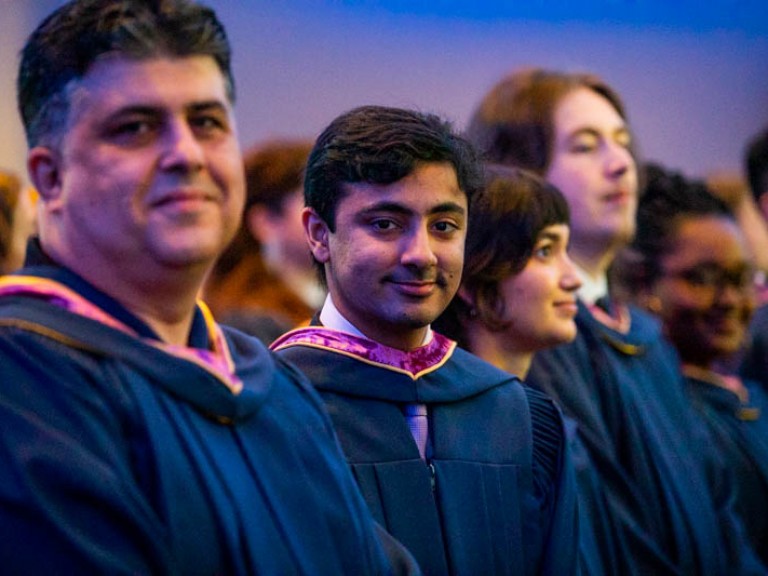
[{"xmin": 0, "ymin": 246, "xmax": 410, "ymax": 575}]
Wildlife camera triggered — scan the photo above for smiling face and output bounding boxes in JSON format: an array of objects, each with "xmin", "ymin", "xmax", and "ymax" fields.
[
  {"xmin": 498, "ymin": 224, "xmax": 581, "ymax": 352},
  {"xmin": 545, "ymin": 87, "xmax": 638, "ymax": 264},
  {"xmin": 30, "ymin": 55, "xmax": 245, "ymax": 285},
  {"xmin": 304, "ymin": 162, "xmax": 467, "ymax": 350},
  {"xmin": 652, "ymin": 215, "xmax": 756, "ymax": 368}
]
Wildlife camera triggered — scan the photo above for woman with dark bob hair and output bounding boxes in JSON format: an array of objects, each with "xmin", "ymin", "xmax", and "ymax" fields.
[
  {"xmin": 435, "ymin": 165, "xmax": 620, "ymax": 575},
  {"xmin": 436, "ymin": 164, "xmax": 580, "ymax": 376}
]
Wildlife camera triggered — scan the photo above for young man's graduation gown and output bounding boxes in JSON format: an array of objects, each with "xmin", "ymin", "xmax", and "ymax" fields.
[
  {"xmin": 272, "ymin": 326, "xmax": 579, "ymax": 576},
  {"xmin": 0, "ymin": 244, "xmax": 412, "ymax": 575},
  {"xmin": 527, "ymin": 301, "xmax": 765, "ymax": 575}
]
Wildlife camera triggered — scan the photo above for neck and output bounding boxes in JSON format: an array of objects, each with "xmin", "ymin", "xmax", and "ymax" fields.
[
  {"xmin": 570, "ymin": 240, "xmax": 621, "ymax": 281},
  {"xmin": 681, "ymin": 362, "xmax": 749, "ymax": 403},
  {"xmin": 464, "ymin": 322, "xmax": 532, "ymax": 378},
  {"xmin": 319, "ymin": 294, "xmax": 430, "ymax": 351},
  {"xmin": 102, "ymin": 277, "xmax": 201, "ymax": 346},
  {"xmin": 374, "ymin": 327, "xmax": 430, "ymax": 351},
  {"xmin": 49, "ymin": 247, "xmax": 206, "ymax": 346}
]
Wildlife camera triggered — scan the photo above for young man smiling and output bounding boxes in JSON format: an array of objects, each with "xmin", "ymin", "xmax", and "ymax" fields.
[{"xmin": 272, "ymin": 105, "xmax": 578, "ymax": 575}]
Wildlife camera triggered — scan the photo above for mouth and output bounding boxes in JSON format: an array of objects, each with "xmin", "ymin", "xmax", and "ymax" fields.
[
  {"xmin": 554, "ymin": 300, "xmax": 579, "ymax": 315},
  {"xmin": 603, "ymin": 189, "xmax": 632, "ymax": 205},
  {"xmin": 390, "ymin": 278, "xmax": 441, "ymax": 298},
  {"xmin": 151, "ymin": 189, "xmax": 218, "ymax": 209},
  {"xmin": 708, "ymin": 315, "xmax": 747, "ymax": 336}
]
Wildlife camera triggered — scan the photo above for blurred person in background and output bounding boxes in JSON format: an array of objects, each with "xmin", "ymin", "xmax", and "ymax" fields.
[
  {"xmin": 612, "ymin": 164, "xmax": 768, "ymax": 566},
  {"xmin": 205, "ymin": 138, "xmax": 324, "ymax": 343},
  {"xmin": 739, "ymin": 126, "xmax": 768, "ymax": 388},
  {"xmin": 0, "ymin": 169, "xmax": 36, "ymax": 274},
  {"xmin": 466, "ymin": 67, "xmax": 764, "ymax": 574}
]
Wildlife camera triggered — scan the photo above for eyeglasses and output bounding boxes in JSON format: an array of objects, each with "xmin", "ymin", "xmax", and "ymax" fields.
[{"xmin": 663, "ymin": 263, "xmax": 760, "ymax": 295}]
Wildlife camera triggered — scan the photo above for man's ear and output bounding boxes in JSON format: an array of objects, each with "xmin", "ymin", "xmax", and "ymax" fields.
[
  {"xmin": 302, "ymin": 207, "xmax": 331, "ymax": 264},
  {"xmin": 246, "ymin": 205, "xmax": 274, "ymax": 245},
  {"xmin": 27, "ymin": 146, "xmax": 63, "ymax": 205}
]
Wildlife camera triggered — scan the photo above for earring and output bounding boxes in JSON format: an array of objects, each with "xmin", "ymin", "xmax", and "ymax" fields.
[{"xmin": 645, "ymin": 295, "xmax": 662, "ymax": 314}]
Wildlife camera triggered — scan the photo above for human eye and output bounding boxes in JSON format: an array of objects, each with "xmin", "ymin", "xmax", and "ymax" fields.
[
  {"xmin": 569, "ymin": 134, "xmax": 598, "ymax": 154},
  {"xmin": 615, "ymin": 129, "xmax": 633, "ymax": 150},
  {"xmin": 681, "ymin": 265, "xmax": 719, "ymax": 288},
  {"xmin": 533, "ymin": 242, "xmax": 554, "ymax": 260},
  {"xmin": 190, "ymin": 111, "xmax": 229, "ymax": 137},
  {"xmin": 105, "ymin": 116, "xmax": 157, "ymax": 145},
  {"xmin": 432, "ymin": 219, "xmax": 461, "ymax": 235},
  {"xmin": 731, "ymin": 266, "xmax": 758, "ymax": 289},
  {"xmin": 370, "ymin": 218, "xmax": 398, "ymax": 232}
]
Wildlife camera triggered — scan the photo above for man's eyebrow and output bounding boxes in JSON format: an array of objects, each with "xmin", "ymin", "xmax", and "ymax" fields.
[
  {"xmin": 107, "ymin": 105, "xmax": 160, "ymax": 117},
  {"xmin": 188, "ymin": 100, "xmax": 229, "ymax": 113},
  {"xmin": 428, "ymin": 201, "xmax": 466, "ymax": 216},
  {"xmin": 360, "ymin": 200, "xmax": 466, "ymax": 217}
]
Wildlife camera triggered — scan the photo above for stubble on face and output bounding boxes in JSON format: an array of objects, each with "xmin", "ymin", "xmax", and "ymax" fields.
[
  {"xmin": 322, "ymin": 162, "xmax": 467, "ymax": 349},
  {"xmin": 41, "ymin": 56, "xmax": 244, "ymax": 282}
]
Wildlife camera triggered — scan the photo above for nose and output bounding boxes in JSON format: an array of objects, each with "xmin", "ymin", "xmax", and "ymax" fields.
[
  {"xmin": 401, "ymin": 224, "xmax": 438, "ymax": 269},
  {"xmin": 159, "ymin": 119, "xmax": 205, "ymax": 172},
  {"xmin": 714, "ymin": 280, "xmax": 746, "ymax": 307},
  {"xmin": 560, "ymin": 253, "xmax": 582, "ymax": 292},
  {"xmin": 604, "ymin": 141, "xmax": 634, "ymax": 180}
]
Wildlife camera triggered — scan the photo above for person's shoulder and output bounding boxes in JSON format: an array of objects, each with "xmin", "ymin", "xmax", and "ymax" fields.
[
  {"xmin": 522, "ymin": 385, "xmax": 565, "ymax": 438},
  {"xmin": 223, "ymin": 324, "xmax": 311, "ymax": 387},
  {"xmin": 625, "ymin": 304, "xmax": 663, "ymax": 332},
  {"xmin": 521, "ymin": 384, "xmax": 568, "ymax": 492},
  {"xmin": 222, "ymin": 324, "xmax": 330, "ymax": 413},
  {"xmin": 447, "ymin": 344, "xmax": 519, "ymax": 382},
  {"xmin": 749, "ymin": 303, "xmax": 768, "ymax": 333}
]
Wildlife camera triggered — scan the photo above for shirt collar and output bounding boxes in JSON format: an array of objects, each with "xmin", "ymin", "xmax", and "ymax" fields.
[
  {"xmin": 573, "ymin": 262, "xmax": 608, "ymax": 306},
  {"xmin": 319, "ymin": 293, "xmax": 433, "ymax": 345}
]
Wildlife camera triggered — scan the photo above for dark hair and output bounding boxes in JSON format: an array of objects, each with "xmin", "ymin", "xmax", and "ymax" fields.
[
  {"xmin": 612, "ymin": 163, "xmax": 732, "ymax": 294},
  {"xmin": 745, "ymin": 127, "xmax": 768, "ymax": 202},
  {"xmin": 0, "ymin": 170, "xmax": 22, "ymax": 267},
  {"xmin": 304, "ymin": 105, "xmax": 483, "ymax": 232},
  {"xmin": 17, "ymin": 0, "xmax": 233, "ymax": 147},
  {"xmin": 213, "ymin": 138, "xmax": 313, "ymax": 278},
  {"xmin": 435, "ymin": 164, "xmax": 570, "ymax": 347},
  {"xmin": 466, "ymin": 68, "xmax": 632, "ymax": 173}
]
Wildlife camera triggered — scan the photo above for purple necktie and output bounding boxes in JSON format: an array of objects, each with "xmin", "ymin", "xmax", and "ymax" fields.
[{"xmin": 404, "ymin": 404, "xmax": 429, "ymax": 459}]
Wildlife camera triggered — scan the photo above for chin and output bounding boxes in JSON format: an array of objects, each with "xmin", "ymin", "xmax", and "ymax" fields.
[{"xmin": 156, "ymin": 245, "xmax": 219, "ymax": 269}]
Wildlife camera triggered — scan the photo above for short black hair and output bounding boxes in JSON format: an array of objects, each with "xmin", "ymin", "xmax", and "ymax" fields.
[
  {"xmin": 435, "ymin": 165, "xmax": 570, "ymax": 346},
  {"xmin": 304, "ymin": 105, "xmax": 483, "ymax": 233},
  {"xmin": 18, "ymin": 0, "xmax": 233, "ymax": 147},
  {"xmin": 746, "ymin": 127, "xmax": 768, "ymax": 202},
  {"xmin": 614, "ymin": 163, "xmax": 732, "ymax": 292}
]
